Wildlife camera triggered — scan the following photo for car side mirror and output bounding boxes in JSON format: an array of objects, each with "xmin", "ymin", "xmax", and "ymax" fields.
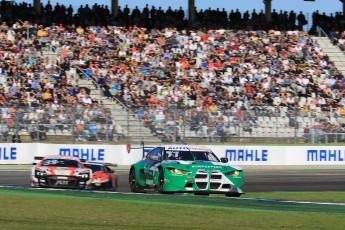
[{"xmin": 220, "ymin": 157, "xmax": 228, "ymax": 163}]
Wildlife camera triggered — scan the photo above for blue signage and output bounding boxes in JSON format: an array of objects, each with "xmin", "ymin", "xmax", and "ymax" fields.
[
  {"xmin": 307, "ymin": 150, "xmax": 345, "ymax": 161},
  {"xmin": 59, "ymin": 148, "xmax": 105, "ymax": 161},
  {"xmin": 0, "ymin": 147, "xmax": 17, "ymax": 160},
  {"xmin": 225, "ymin": 149, "xmax": 268, "ymax": 161}
]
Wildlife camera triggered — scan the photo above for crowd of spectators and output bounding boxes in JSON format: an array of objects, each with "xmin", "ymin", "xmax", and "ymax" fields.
[
  {"xmin": 1, "ymin": 1, "xmax": 310, "ymax": 30},
  {"xmin": 0, "ymin": 19, "xmax": 119, "ymax": 142},
  {"xmin": 72, "ymin": 26, "xmax": 345, "ymax": 143},
  {"xmin": 1, "ymin": 2, "xmax": 345, "ymax": 143},
  {"xmin": 310, "ymin": 11, "xmax": 345, "ymax": 35},
  {"xmin": 307, "ymin": 10, "xmax": 345, "ymax": 53}
]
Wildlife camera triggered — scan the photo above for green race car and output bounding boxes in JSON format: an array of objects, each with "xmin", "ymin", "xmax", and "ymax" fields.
[{"xmin": 129, "ymin": 145, "xmax": 244, "ymax": 197}]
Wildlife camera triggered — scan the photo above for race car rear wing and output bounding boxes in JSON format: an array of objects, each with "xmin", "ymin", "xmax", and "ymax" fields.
[
  {"xmin": 33, "ymin": 156, "xmax": 95, "ymax": 165},
  {"xmin": 85, "ymin": 162, "xmax": 118, "ymax": 167},
  {"xmin": 32, "ymin": 156, "xmax": 44, "ymax": 165},
  {"xmin": 105, "ymin": 163, "xmax": 118, "ymax": 167},
  {"xmin": 129, "ymin": 142, "xmax": 155, "ymax": 158}
]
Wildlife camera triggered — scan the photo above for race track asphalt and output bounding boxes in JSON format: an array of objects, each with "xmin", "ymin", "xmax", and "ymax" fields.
[{"xmin": 1, "ymin": 168, "xmax": 345, "ymax": 192}]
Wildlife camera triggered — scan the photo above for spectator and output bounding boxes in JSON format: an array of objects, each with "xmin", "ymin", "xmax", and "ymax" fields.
[
  {"xmin": 75, "ymin": 120, "xmax": 87, "ymax": 141},
  {"xmin": 12, "ymin": 131, "xmax": 21, "ymax": 143},
  {"xmin": 28, "ymin": 122, "xmax": 39, "ymax": 141},
  {"xmin": 162, "ymin": 124, "xmax": 175, "ymax": 142},
  {"xmin": 98, "ymin": 124, "xmax": 107, "ymax": 141},
  {"xmin": 88, "ymin": 121, "xmax": 101, "ymax": 141},
  {"xmin": 0, "ymin": 122, "xmax": 10, "ymax": 141},
  {"xmin": 216, "ymin": 123, "xmax": 227, "ymax": 142},
  {"xmin": 38, "ymin": 124, "xmax": 48, "ymax": 140},
  {"xmin": 49, "ymin": 114, "xmax": 58, "ymax": 134},
  {"xmin": 243, "ymin": 119, "xmax": 253, "ymax": 135},
  {"xmin": 303, "ymin": 125, "xmax": 311, "ymax": 142}
]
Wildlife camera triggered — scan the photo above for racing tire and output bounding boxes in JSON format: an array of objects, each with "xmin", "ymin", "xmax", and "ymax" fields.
[
  {"xmin": 114, "ymin": 178, "xmax": 118, "ymax": 192},
  {"xmin": 157, "ymin": 169, "xmax": 165, "ymax": 193},
  {"xmin": 157, "ymin": 169, "xmax": 164, "ymax": 194},
  {"xmin": 129, "ymin": 169, "xmax": 141, "ymax": 193},
  {"xmin": 103, "ymin": 181, "xmax": 110, "ymax": 191},
  {"xmin": 91, "ymin": 184, "xmax": 103, "ymax": 191},
  {"xmin": 194, "ymin": 193, "xmax": 210, "ymax": 196},
  {"xmin": 108, "ymin": 180, "xmax": 117, "ymax": 192},
  {"xmin": 157, "ymin": 169, "xmax": 173, "ymax": 194},
  {"xmin": 226, "ymin": 193, "xmax": 241, "ymax": 197},
  {"xmin": 101, "ymin": 183, "xmax": 108, "ymax": 191}
]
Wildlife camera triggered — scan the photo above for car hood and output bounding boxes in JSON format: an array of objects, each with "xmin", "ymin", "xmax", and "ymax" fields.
[
  {"xmin": 35, "ymin": 166, "xmax": 89, "ymax": 176},
  {"xmin": 91, "ymin": 171, "xmax": 110, "ymax": 183},
  {"xmin": 160, "ymin": 160, "xmax": 242, "ymax": 171}
]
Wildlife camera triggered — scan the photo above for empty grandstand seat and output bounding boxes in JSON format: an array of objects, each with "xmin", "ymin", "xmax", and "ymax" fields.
[
  {"xmin": 273, "ymin": 97, "xmax": 281, "ymax": 106},
  {"xmin": 296, "ymin": 117, "xmax": 304, "ymax": 123},
  {"xmin": 115, "ymin": 125, "xmax": 124, "ymax": 135},
  {"xmin": 270, "ymin": 116, "xmax": 277, "ymax": 123},
  {"xmin": 237, "ymin": 101, "xmax": 243, "ymax": 108},
  {"xmin": 227, "ymin": 86, "xmax": 235, "ymax": 94},
  {"xmin": 263, "ymin": 116, "xmax": 271, "ymax": 123},
  {"xmin": 298, "ymin": 97, "xmax": 306, "ymax": 107},
  {"xmin": 257, "ymin": 116, "xmax": 264, "ymax": 123},
  {"xmin": 222, "ymin": 115, "xmax": 229, "ymax": 126}
]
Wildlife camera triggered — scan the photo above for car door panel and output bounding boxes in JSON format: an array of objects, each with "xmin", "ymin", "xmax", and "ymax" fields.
[{"xmin": 144, "ymin": 147, "xmax": 163, "ymax": 185}]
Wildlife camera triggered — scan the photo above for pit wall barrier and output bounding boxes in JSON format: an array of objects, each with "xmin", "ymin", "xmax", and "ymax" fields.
[{"xmin": 0, "ymin": 143, "xmax": 345, "ymax": 165}]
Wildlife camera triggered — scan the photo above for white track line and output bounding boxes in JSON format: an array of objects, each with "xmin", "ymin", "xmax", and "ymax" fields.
[{"xmin": 1, "ymin": 185, "xmax": 345, "ymax": 206}]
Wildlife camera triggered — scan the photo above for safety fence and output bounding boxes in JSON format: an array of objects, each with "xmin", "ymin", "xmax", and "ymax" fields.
[{"xmin": 0, "ymin": 105, "xmax": 344, "ymax": 144}]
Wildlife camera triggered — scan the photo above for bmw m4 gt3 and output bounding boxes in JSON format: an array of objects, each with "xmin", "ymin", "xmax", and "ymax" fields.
[{"xmin": 129, "ymin": 145, "xmax": 244, "ymax": 197}]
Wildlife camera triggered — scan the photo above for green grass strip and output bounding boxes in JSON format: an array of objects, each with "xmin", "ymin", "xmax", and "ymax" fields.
[
  {"xmin": 1, "ymin": 187, "xmax": 345, "ymax": 214},
  {"xmin": 1, "ymin": 188, "xmax": 345, "ymax": 230}
]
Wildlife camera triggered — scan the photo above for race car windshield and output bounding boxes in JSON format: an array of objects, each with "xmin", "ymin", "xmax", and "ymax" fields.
[
  {"xmin": 41, "ymin": 159, "xmax": 81, "ymax": 168},
  {"xmin": 164, "ymin": 151, "xmax": 219, "ymax": 162},
  {"xmin": 83, "ymin": 164, "xmax": 105, "ymax": 173}
]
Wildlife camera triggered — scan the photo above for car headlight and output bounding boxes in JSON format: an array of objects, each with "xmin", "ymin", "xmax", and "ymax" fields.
[
  {"xmin": 35, "ymin": 168, "xmax": 47, "ymax": 177},
  {"xmin": 78, "ymin": 171, "xmax": 90, "ymax": 179},
  {"xmin": 225, "ymin": 170, "xmax": 241, "ymax": 177},
  {"xmin": 166, "ymin": 167, "xmax": 190, "ymax": 175}
]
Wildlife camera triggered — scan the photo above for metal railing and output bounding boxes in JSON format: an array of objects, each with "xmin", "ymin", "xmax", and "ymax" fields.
[
  {"xmin": 0, "ymin": 104, "xmax": 344, "ymax": 144},
  {"xmin": 316, "ymin": 26, "xmax": 329, "ymax": 38},
  {"xmin": 313, "ymin": 26, "xmax": 345, "ymax": 74},
  {"xmin": 0, "ymin": 106, "xmax": 120, "ymax": 143}
]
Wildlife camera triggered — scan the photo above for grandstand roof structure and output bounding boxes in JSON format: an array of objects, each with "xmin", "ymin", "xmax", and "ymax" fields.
[{"xmin": 28, "ymin": 0, "xmax": 345, "ymax": 22}]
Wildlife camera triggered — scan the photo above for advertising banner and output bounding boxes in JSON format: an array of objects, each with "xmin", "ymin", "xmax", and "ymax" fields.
[{"xmin": 1, "ymin": 143, "xmax": 345, "ymax": 166}]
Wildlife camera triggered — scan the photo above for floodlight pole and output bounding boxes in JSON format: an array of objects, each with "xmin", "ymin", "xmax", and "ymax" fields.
[
  {"xmin": 33, "ymin": 0, "xmax": 41, "ymax": 14},
  {"xmin": 341, "ymin": 0, "xmax": 345, "ymax": 17},
  {"xmin": 263, "ymin": 0, "xmax": 272, "ymax": 24},
  {"xmin": 111, "ymin": 0, "xmax": 119, "ymax": 17},
  {"xmin": 188, "ymin": 0, "xmax": 195, "ymax": 22}
]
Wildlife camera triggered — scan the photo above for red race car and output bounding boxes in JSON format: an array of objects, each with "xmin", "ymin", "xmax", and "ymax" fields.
[
  {"xmin": 31, "ymin": 155, "xmax": 92, "ymax": 189},
  {"xmin": 83, "ymin": 162, "xmax": 118, "ymax": 191}
]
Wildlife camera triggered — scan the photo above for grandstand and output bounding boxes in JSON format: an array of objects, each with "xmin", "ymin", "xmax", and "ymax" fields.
[{"xmin": 1, "ymin": 2, "xmax": 345, "ymax": 144}]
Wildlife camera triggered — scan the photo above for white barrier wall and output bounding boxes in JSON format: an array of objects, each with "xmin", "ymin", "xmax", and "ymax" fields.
[
  {"xmin": 0, "ymin": 143, "xmax": 141, "ymax": 165},
  {"xmin": 1, "ymin": 143, "xmax": 345, "ymax": 165},
  {"xmin": 209, "ymin": 146, "xmax": 345, "ymax": 165}
]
